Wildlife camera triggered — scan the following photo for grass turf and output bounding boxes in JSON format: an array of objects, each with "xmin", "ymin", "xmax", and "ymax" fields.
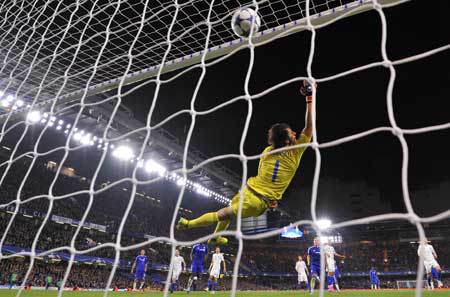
[{"xmin": 0, "ymin": 290, "xmax": 448, "ymax": 297}]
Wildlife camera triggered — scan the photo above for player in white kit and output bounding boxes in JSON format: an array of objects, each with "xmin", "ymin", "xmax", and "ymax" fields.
[
  {"xmin": 206, "ymin": 247, "xmax": 226, "ymax": 294},
  {"xmin": 324, "ymin": 243, "xmax": 345, "ymax": 292},
  {"xmin": 169, "ymin": 249, "xmax": 186, "ymax": 293},
  {"xmin": 295, "ymin": 255, "xmax": 309, "ymax": 291},
  {"xmin": 417, "ymin": 240, "xmax": 443, "ymax": 289}
]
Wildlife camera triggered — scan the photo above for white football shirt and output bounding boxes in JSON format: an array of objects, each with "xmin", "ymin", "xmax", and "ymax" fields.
[
  {"xmin": 211, "ymin": 253, "xmax": 224, "ymax": 269},
  {"xmin": 418, "ymin": 244, "xmax": 436, "ymax": 262},
  {"xmin": 324, "ymin": 245, "xmax": 336, "ymax": 260},
  {"xmin": 172, "ymin": 255, "xmax": 185, "ymax": 271},
  {"xmin": 296, "ymin": 260, "xmax": 307, "ymax": 275}
]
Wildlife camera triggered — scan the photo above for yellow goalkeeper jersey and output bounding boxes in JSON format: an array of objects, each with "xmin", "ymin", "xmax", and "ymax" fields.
[{"xmin": 247, "ymin": 133, "xmax": 311, "ymax": 200}]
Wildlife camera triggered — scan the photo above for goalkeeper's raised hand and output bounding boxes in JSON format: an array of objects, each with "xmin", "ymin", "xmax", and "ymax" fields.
[{"xmin": 300, "ymin": 80, "xmax": 317, "ymax": 103}]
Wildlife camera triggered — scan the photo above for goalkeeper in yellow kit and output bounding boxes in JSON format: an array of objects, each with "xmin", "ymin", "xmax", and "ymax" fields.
[{"xmin": 177, "ymin": 81, "xmax": 315, "ymax": 245}]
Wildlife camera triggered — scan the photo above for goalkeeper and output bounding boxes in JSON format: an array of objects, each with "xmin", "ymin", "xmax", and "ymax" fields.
[{"xmin": 177, "ymin": 80, "xmax": 314, "ymax": 245}]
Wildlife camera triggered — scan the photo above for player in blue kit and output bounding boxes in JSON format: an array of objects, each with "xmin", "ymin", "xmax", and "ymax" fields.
[
  {"xmin": 307, "ymin": 237, "xmax": 321, "ymax": 294},
  {"xmin": 369, "ymin": 267, "xmax": 380, "ymax": 290},
  {"xmin": 333, "ymin": 264, "xmax": 341, "ymax": 292},
  {"xmin": 187, "ymin": 243, "xmax": 208, "ymax": 293},
  {"xmin": 131, "ymin": 249, "xmax": 149, "ymax": 291}
]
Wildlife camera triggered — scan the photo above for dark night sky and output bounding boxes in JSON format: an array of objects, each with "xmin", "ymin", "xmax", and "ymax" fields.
[
  {"xmin": 120, "ymin": 0, "xmax": 450, "ymax": 219},
  {"xmin": 5, "ymin": 0, "xmax": 445, "ymax": 223}
]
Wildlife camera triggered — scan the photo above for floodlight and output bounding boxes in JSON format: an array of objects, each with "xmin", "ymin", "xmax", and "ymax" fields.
[
  {"xmin": 26, "ymin": 110, "xmax": 41, "ymax": 123},
  {"xmin": 112, "ymin": 145, "xmax": 134, "ymax": 161},
  {"xmin": 144, "ymin": 160, "xmax": 167, "ymax": 176},
  {"xmin": 80, "ymin": 135, "xmax": 91, "ymax": 145},
  {"xmin": 73, "ymin": 132, "xmax": 82, "ymax": 141},
  {"xmin": 316, "ymin": 219, "xmax": 332, "ymax": 230},
  {"xmin": 320, "ymin": 236, "xmax": 330, "ymax": 244}
]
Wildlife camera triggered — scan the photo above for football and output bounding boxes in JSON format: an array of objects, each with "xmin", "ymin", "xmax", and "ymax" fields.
[{"xmin": 231, "ymin": 8, "xmax": 261, "ymax": 37}]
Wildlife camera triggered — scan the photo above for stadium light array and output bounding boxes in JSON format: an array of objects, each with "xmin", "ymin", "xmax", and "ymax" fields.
[
  {"xmin": 316, "ymin": 219, "xmax": 332, "ymax": 230},
  {"xmin": 144, "ymin": 159, "xmax": 166, "ymax": 176},
  {"xmin": 112, "ymin": 145, "xmax": 134, "ymax": 161},
  {"xmin": 0, "ymin": 91, "xmax": 30, "ymax": 111},
  {"xmin": 21, "ymin": 111, "xmax": 230, "ymax": 204},
  {"xmin": 26, "ymin": 110, "xmax": 41, "ymax": 123}
]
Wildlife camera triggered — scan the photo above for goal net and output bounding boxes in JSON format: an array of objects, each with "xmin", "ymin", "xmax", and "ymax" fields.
[{"xmin": 0, "ymin": 0, "xmax": 449, "ymax": 297}]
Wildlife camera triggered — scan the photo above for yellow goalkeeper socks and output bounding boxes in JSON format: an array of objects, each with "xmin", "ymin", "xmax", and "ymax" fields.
[
  {"xmin": 214, "ymin": 219, "xmax": 230, "ymax": 233},
  {"xmin": 188, "ymin": 212, "xmax": 219, "ymax": 228}
]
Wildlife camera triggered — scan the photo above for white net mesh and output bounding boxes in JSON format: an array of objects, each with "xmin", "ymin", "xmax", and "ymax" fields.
[
  {"xmin": 0, "ymin": 0, "xmax": 449, "ymax": 297},
  {"xmin": 0, "ymin": 0, "xmax": 382, "ymax": 111}
]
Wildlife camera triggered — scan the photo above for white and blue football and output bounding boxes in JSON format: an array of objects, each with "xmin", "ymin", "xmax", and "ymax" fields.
[{"xmin": 231, "ymin": 8, "xmax": 261, "ymax": 37}]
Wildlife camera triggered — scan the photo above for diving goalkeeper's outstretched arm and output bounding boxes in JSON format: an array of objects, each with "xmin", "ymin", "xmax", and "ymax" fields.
[
  {"xmin": 300, "ymin": 79, "xmax": 314, "ymax": 138},
  {"xmin": 177, "ymin": 80, "xmax": 315, "ymax": 246}
]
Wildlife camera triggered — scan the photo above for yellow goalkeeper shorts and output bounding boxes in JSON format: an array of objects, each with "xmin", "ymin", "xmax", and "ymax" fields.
[{"xmin": 230, "ymin": 187, "xmax": 267, "ymax": 218}]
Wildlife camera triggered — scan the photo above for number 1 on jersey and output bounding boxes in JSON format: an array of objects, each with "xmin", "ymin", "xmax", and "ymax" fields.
[{"xmin": 271, "ymin": 160, "xmax": 280, "ymax": 182}]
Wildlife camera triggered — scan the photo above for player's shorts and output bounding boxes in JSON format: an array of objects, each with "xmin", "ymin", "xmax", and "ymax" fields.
[
  {"xmin": 423, "ymin": 259, "xmax": 439, "ymax": 274},
  {"xmin": 310, "ymin": 264, "xmax": 321, "ymax": 276},
  {"xmin": 171, "ymin": 270, "xmax": 181, "ymax": 281},
  {"xmin": 210, "ymin": 267, "xmax": 221, "ymax": 279},
  {"xmin": 230, "ymin": 187, "xmax": 268, "ymax": 218},
  {"xmin": 191, "ymin": 262, "xmax": 204, "ymax": 274},
  {"xmin": 370, "ymin": 278, "xmax": 380, "ymax": 285},
  {"xmin": 298, "ymin": 273, "xmax": 308, "ymax": 283},
  {"xmin": 326, "ymin": 259, "xmax": 336, "ymax": 273},
  {"xmin": 134, "ymin": 270, "xmax": 145, "ymax": 280}
]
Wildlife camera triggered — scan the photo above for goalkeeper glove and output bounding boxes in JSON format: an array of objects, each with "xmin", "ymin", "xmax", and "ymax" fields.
[{"xmin": 300, "ymin": 80, "xmax": 316, "ymax": 103}]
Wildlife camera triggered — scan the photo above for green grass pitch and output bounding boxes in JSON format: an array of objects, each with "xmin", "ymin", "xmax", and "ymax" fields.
[{"xmin": 0, "ymin": 290, "xmax": 449, "ymax": 297}]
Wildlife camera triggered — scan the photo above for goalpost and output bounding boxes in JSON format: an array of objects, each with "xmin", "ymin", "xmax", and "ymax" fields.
[{"xmin": 0, "ymin": 1, "xmax": 449, "ymax": 297}]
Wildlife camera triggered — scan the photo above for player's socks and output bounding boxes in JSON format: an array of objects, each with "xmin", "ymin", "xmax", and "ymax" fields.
[
  {"xmin": 207, "ymin": 279, "xmax": 212, "ymax": 291},
  {"xmin": 214, "ymin": 219, "xmax": 230, "ymax": 233},
  {"xmin": 310, "ymin": 278, "xmax": 316, "ymax": 293},
  {"xmin": 186, "ymin": 212, "xmax": 219, "ymax": 228},
  {"xmin": 327, "ymin": 276, "xmax": 335, "ymax": 292},
  {"xmin": 335, "ymin": 283, "xmax": 340, "ymax": 292},
  {"xmin": 187, "ymin": 277, "xmax": 192, "ymax": 292},
  {"xmin": 207, "ymin": 220, "xmax": 231, "ymax": 245},
  {"xmin": 213, "ymin": 282, "xmax": 218, "ymax": 291},
  {"xmin": 327, "ymin": 276, "xmax": 334, "ymax": 286},
  {"xmin": 133, "ymin": 282, "xmax": 137, "ymax": 291},
  {"xmin": 427, "ymin": 276, "xmax": 434, "ymax": 290},
  {"xmin": 208, "ymin": 236, "xmax": 228, "ymax": 246},
  {"xmin": 436, "ymin": 271, "xmax": 443, "ymax": 287}
]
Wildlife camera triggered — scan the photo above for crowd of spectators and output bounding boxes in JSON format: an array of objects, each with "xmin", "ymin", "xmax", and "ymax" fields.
[
  {"xmin": 0, "ymin": 259, "xmax": 159, "ymax": 289},
  {"xmin": 0, "ymin": 157, "xmax": 449, "ymax": 291}
]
